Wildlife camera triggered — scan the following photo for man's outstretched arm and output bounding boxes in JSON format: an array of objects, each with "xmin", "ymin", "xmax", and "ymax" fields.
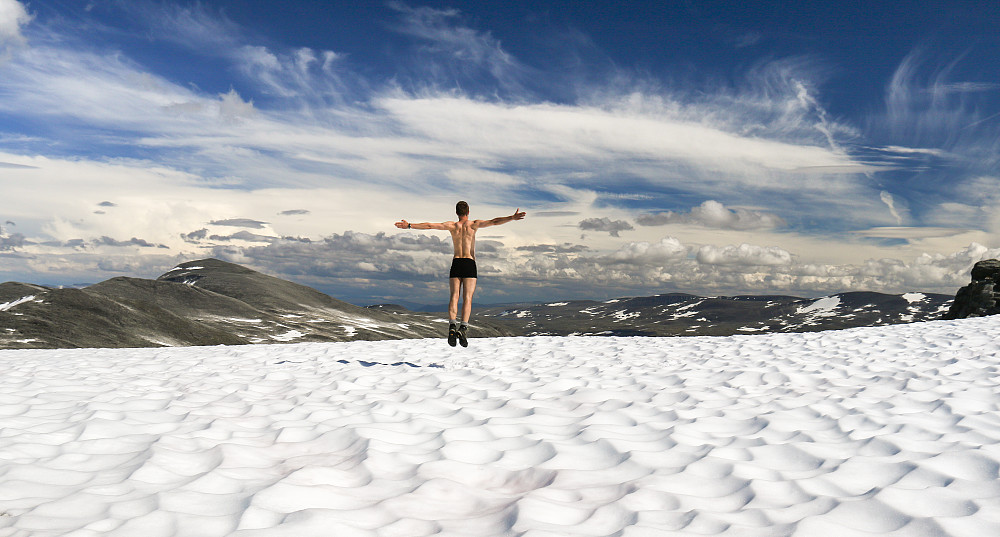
[
  {"xmin": 395, "ymin": 219, "xmax": 453, "ymax": 230},
  {"xmin": 476, "ymin": 208, "xmax": 526, "ymax": 228}
]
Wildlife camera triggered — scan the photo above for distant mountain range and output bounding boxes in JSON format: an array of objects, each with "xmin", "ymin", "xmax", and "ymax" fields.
[
  {"xmin": 476, "ymin": 292, "xmax": 953, "ymax": 336},
  {"xmin": 0, "ymin": 258, "xmax": 953, "ymax": 349}
]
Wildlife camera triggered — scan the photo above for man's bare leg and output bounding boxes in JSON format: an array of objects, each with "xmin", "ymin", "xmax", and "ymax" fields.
[
  {"xmin": 460, "ymin": 277, "xmax": 477, "ymax": 323},
  {"xmin": 448, "ymin": 277, "xmax": 462, "ymax": 346},
  {"xmin": 457, "ymin": 278, "xmax": 477, "ymax": 347},
  {"xmin": 448, "ymin": 278, "xmax": 462, "ymax": 321}
]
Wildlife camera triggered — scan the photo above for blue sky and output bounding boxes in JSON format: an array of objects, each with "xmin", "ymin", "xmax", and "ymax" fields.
[{"xmin": 1, "ymin": 0, "xmax": 998, "ymax": 305}]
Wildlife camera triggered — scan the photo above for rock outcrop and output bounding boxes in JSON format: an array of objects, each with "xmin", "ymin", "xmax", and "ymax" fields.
[{"xmin": 945, "ymin": 259, "xmax": 1000, "ymax": 319}]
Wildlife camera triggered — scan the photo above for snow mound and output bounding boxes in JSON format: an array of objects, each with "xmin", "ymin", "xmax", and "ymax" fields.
[
  {"xmin": 1, "ymin": 317, "xmax": 999, "ymax": 536},
  {"xmin": 797, "ymin": 295, "xmax": 841, "ymax": 315}
]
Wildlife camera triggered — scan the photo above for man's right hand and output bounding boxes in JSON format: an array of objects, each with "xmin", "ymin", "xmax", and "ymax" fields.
[
  {"xmin": 512, "ymin": 209, "xmax": 526, "ymax": 220},
  {"xmin": 395, "ymin": 220, "xmax": 409, "ymax": 229}
]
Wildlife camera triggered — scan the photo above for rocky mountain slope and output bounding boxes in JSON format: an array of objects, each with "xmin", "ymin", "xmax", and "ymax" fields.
[
  {"xmin": 476, "ymin": 291, "xmax": 953, "ymax": 337},
  {"xmin": 0, "ymin": 259, "xmax": 510, "ymax": 349}
]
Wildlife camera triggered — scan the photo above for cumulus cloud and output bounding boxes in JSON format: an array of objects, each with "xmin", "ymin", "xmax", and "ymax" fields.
[
  {"xmin": 637, "ymin": 200, "xmax": 786, "ymax": 230},
  {"xmin": 578, "ymin": 217, "xmax": 633, "ymax": 237},
  {"xmin": 217, "ymin": 88, "xmax": 256, "ymax": 122},
  {"xmin": 0, "ymin": 0, "xmax": 31, "ymax": 55},
  {"xmin": 602, "ymin": 238, "xmax": 688, "ymax": 265},
  {"xmin": 218, "ymin": 231, "xmax": 456, "ymax": 291},
  {"xmin": 696, "ymin": 243, "xmax": 793, "ymax": 266}
]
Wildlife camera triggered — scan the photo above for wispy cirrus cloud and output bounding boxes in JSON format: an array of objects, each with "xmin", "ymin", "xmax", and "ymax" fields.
[
  {"xmin": 868, "ymin": 48, "xmax": 1000, "ymax": 233},
  {"xmin": 387, "ymin": 2, "xmax": 528, "ymax": 95}
]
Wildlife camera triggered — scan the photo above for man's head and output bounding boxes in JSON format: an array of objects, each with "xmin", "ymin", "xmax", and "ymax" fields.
[{"xmin": 456, "ymin": 200, "xmax": 470, "ymax": 217}]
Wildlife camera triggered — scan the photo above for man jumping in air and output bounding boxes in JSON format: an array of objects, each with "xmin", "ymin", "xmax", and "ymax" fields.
[{"xmin": 396, "ymin": 201, "xmax": 526, "ymax": 347}]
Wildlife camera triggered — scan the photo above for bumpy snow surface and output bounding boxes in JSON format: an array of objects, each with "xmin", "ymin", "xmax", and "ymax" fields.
[{"xmin": 2, "ymin": 318, "xmax": 1000, "ymax": 536}]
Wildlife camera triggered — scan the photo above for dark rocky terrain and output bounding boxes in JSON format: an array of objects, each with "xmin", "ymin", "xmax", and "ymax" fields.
[
  {"xmin": 476, "ymin": 291, "xmax": 953, "ymax": 337},
  {"xmin": 0, "ymin": 259, "xmax": 511, "ymax": 349},
  {"xmin": 945, "ymin": 259, "xmax": 1000, "ymax": 319}
]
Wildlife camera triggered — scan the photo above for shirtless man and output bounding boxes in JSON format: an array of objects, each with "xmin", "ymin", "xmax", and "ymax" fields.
[{"xmin": 395, "ymin": 201, "xmax": 526, "ymax": 347}]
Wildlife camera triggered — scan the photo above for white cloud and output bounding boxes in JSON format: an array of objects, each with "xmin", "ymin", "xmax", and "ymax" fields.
[
  {"xmin": 882, "ymin": 49, "xmax": 1000, "ymax": 161},
  {"xmin": 217, "ymin": 88, "xmax": 256, "ymax": 122},
  {"xmin": 696, "ymin": 244, "xmax": 793, "ymax": 266},
  {"xmin": 121, "ymin": 0, "xmax": 243, "ymax": 52},
  {"xmin": 444, "ymin": 168, "xmax": 523, "ymax": 187},
  {"xmin": 388, "ymin": 2, "xmax": 525, "ymax": 91},
  {"xmin": 0, "ymin": 17, "xmax": 891, "ymax": 240},
  {"xmin": 881, "ymin": 145, "xmax": 948, "ymax": 157},
  {"xmin": 579, "ymin": 217, "xmax": 633, "ymax": 237},
  {"xmin": 930, "ymin": 176, "xmax": 1000, "ymax": 232},
  {"xmin": 602, "ymin": 238, "xmax": 688, "ymax": 265},
  {"xmin": 378, "ymin": 95, "xmax": 861, "ymax": 177},
  {"xmin": 930, "ymin": 82, "xmax": 1000, "ymax": 95},
  {"xmin": 637, "ymin": 200, "xmax": 786, "ymax": 230},
  {"xmin": 235, "ymin": 45, "xmax": 348, "ymax": 102},
  {"xmin": 879, "ymin": 191, "xmax": 904, "ymax": 225},
  {"xmin": 0, "ymin": 0, "xmax": 30, "ymax": 47},
  {"xmin": 852, "ymin": 227, "xmax": 970, "ymax": 240}
]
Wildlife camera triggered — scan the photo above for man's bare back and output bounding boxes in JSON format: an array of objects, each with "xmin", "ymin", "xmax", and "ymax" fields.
[
  {"xmin": 449, "ymin": 219, "xmax": 479, "ymax": 259},
  {"xmin": 395, "ymin": 201, "xmax": 526, "ymax": 347},
  {"xmin": 396, "ymin": 208, "xmax": 526, "ymax": 260}
]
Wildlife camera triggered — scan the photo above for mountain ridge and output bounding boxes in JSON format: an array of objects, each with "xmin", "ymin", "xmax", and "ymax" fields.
[
  {"xmin": 476, "ymin": 290, "xmax": 953, "ymax": 337},
  {"xmin": 1, "ymin": 258, "xmax": 954, "ymax": 348},
  {"xmin": 0, "ymin": 259, "xmax": 511, "ymax": 349}
]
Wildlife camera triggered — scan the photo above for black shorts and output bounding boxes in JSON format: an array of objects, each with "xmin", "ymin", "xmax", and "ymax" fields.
[{"xmin": 449, "ymin": 257, "xmax": 478, "ymax": 279}]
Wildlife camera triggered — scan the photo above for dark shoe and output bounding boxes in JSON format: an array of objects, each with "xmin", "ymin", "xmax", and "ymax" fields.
[
  {"xmin": 458, "ymin": 324, "xmax": 468, "ymax": 347},
  {"xmin": 447, "ymin": 325, "xmax": 458, "ymax": 347}
]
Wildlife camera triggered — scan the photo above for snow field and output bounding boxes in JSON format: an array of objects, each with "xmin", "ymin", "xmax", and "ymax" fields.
[{"xmin": 0, "ymin": 317, "xmax": 999, "ymax": 536}]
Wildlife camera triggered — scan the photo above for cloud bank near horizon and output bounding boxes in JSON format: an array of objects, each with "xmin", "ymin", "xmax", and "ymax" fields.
[{"xmin": 0, "ymin": 1, "xmax": 998, "ymax": 303}]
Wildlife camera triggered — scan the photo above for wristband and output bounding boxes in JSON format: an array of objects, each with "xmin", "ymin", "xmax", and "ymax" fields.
[{"xmin": 407, "ymin": 223, "xmax": 411, "ymax": 229}]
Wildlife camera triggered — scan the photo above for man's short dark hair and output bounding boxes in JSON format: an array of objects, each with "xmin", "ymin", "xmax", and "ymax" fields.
[{"xmin": 456, "ymin": 200, "xmax": 470, "ymax": 217}]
